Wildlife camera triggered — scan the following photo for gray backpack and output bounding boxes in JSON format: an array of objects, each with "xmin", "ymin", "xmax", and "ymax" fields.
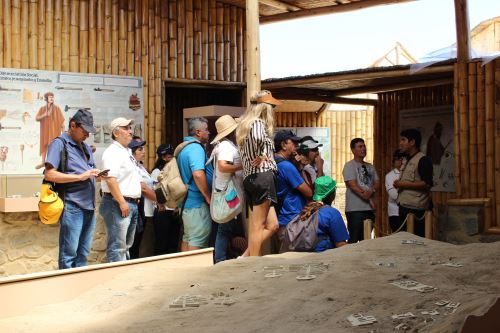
[{"xmin": 280, "ymin": 209, "xmax": 321, "ymax": 253}]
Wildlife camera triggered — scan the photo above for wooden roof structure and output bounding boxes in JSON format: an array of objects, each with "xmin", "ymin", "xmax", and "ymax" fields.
[
  {"xmin": 220, "ymin": 0, "xmax": 415, "ymax": 24},
  {"xmin": 262, "ymin": 61, "xmax": 454, "ymax": 105}
]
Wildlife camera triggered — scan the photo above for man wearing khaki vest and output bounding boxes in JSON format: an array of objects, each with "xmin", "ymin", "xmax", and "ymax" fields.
[{"xmin": 393, "ymin": 128, "xmax": 433, "ymax": 237}]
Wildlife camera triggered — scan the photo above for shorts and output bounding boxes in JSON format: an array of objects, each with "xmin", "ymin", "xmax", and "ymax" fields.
[
  {"xmin": 182, "ymin": 203, "xmax": 211, "ymax": 247},
  {"xmin": 243, "ymin": 171, "xmax": 278, "ymax": 208}
]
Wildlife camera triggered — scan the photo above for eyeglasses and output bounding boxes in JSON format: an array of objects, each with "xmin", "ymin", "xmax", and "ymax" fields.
[{"xmin": 310, "ymin": 148, "xmax": 319, "ymax": 152}]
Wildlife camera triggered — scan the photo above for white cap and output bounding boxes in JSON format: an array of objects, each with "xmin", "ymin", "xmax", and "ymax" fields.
[{"xmin": 109, "ymin": 117, "xmax": 134, "ymax": 131}]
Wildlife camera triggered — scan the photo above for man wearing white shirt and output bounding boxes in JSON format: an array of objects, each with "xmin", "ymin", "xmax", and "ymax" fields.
[
  {"xmin": 385, "ymin": 149, "xmax": 404, "ymax": 232},
  {"xmin": 99, "ymin": 117, "xmax": 142, "ymax": 262}
]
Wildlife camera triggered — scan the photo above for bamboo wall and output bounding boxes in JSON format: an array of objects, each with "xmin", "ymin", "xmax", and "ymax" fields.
[
  {"xmin": 375, "ymin": 85, "xmax": 454, "ymax": 236},
  {"xmin": 275, "ymin": 108, "xmax": 375, "ymax": 183},
  {"xmin": 375, "ymin": 60, "xmax": 500, "ymax": 236},
  {"xmin": 0, "ymin": 0, "xmax": 246, "ymax": 167}
]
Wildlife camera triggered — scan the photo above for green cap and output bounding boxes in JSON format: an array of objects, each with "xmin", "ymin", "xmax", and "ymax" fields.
[{"xmin": 312, "ymin": 176, "xmax": 337, "ymax": 201}]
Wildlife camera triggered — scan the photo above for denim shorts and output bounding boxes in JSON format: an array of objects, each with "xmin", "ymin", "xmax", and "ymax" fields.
[
  {"xmin": 182, "ymin": 203, "xmax": 211, "ymax": 247},
  {"xmin": 243, "ymin": 171, "xmax": 277, "ymax": 208}
]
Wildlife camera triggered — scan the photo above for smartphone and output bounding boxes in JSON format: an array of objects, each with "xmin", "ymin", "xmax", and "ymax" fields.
[{"xmin": 97, "ymin": 169, "xmax": 110, "ymax": 177}]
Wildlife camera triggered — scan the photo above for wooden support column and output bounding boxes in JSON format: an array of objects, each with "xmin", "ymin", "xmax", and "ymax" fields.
[
  {"xmin": 245, "ymin": 0, "xmax": 260, "ymax": 104},
  {"xmin": 454, "ymin": 0, "xmax": 470, "ymax": 62}
]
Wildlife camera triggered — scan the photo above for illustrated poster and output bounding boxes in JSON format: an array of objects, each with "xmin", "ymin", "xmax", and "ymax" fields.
[{"xmin": 0, "ymin": 68, "xmax": 144, "ymax": 174}]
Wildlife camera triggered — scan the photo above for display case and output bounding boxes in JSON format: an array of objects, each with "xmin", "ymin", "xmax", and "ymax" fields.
[{"xmin": 0, "ymin": 175, "xmax": 42, "ymax": 212}]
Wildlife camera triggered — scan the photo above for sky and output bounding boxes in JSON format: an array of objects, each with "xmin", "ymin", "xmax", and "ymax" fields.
[{"xmin": 260, "ymin": 0, "xmax": 500, "ymax": 79}]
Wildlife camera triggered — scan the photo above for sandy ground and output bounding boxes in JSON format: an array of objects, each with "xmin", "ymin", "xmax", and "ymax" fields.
[{"xmin": 1, "ymin": 232, "xmax": 499, "ymax": 333}]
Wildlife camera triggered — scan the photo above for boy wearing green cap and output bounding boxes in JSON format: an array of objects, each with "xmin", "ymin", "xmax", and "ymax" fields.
[{"xmin": 295, "ymin": 176, "xmax": 349, "ymax": 252}]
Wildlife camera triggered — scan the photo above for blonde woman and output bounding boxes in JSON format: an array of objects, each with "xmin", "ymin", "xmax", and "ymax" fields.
[{"xmin": 236, "ymin": 90, "xmax": 282, "ymax": 256}]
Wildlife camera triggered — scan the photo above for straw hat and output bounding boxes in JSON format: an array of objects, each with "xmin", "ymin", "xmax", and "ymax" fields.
[{"xmin": 211, "ymin": 115, "xmax": 238, "ymax": 144}]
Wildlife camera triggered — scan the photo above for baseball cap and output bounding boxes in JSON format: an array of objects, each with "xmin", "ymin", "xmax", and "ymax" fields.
[
  {"xmin": 157, "ymin": 144, "xmax": 174, "ymax": 156},
  {"xmin": 71, "ymin": 109, "xmax": 97, "ymax": 134},
  {"xmin": 109, "ymin": 117, "xmax": 134, "ymax": 131},
  {"xmin": 128, "ymin": 140, "xmax": 146, "ymax": 150},
  {"xmin": 301, "ymin": 135, "xmax": 323, "ymax": 149},
  {"xmin": 274, "ymin": 130, "xmax": 302, "ymax": 149}
]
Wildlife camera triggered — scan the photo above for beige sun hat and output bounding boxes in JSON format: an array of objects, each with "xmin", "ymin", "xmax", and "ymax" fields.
[{"xmin": 210, "ymin": 115, "xmax": 239, "ymax": 144}]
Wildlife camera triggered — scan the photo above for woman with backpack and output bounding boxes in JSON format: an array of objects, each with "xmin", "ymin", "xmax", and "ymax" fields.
[
  {"xmin": 283, "ymin": 176, "xmax": 349, "ymax": 253},
  {"xmin": 236, "ymin": 90, "xmax": 281, "ymax": 256}
]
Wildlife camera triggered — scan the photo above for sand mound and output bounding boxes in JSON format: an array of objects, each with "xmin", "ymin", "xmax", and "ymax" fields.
[{"xmin": 1, "ymin": 232, "xmax": 499, "ymax": 333}]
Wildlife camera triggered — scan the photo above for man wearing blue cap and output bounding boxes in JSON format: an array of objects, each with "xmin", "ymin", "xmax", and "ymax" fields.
[{"xmin": 44, "ymin": 109, "xmax": 103, "ymax": 269}]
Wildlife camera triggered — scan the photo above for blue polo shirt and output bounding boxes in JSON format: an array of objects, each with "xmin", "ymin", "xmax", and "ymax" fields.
[
  {"xmin": 276, "ymin": 159, "xmax": 307, "ymax": 227},
  {"xmin": 45, "ymin": 132, "xmax": 96, "ymax": 210},
  {"xmin": 314, "ymin": 206, "xmax": 350, "ymax": 252},
  {"xmin": 177, "ymin": 137, "xmax": 206, "ymax": 209}
]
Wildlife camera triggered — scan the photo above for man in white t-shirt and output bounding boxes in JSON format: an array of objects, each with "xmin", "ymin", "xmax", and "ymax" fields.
[
  {"xmin": 385, "ymin": 149, "xmax": 404, "ymax": 233},
  {"xmin": 210, "ymin": 115, "xmax": 246, "ymax": 263},
  {"xmin": 99, "ymin": 117, "xmax": 142, "ymax": 262}
]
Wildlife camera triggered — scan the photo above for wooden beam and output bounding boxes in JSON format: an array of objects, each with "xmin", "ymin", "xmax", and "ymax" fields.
[
  {"xmin": 246, "ymin": 0, "xmax": 260, "ymax": 103},
  {"xmin": 164, "ymin": 78, "xmax": 245, "ymax": 88},
  {"xmin": 262, "ymin": 65, "xmax": 454, "ymax": 89},
  {"xmin": 260, "ymin": 0, "xmax": 414, "ymax": 24},
  {"xmin": 454, "ymin": 0, "xmax": 470, "ymax": 62},
  {"xmin": 272, "ymin": 87, "xmax": 378, "ymax": 105},
  {"xmin": 334, "ymin": 77, "xmax": 453, "ymax": 95},
  {"xmin": 260, "ymin": 0, "xmax": 301, "ymax": 12}
]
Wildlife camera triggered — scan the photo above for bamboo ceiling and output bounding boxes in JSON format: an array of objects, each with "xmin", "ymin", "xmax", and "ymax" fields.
[
  {"xmin": 219, "ymin": 0, "xmax": 415, "ymax": 24},
  {"xmin": 262, "ymin": 62, "xmax": 455, "ymax": 103}
]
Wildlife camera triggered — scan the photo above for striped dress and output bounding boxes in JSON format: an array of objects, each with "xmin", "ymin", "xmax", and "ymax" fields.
[{"xmin": 239, "ymin": 119, "xmax": 277, "ymax": 178}]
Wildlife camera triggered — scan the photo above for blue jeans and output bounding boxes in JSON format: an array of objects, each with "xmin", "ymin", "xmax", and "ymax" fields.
[
  {"xmin": 58, "ymin": 201, "xmax": 96, "ymax": 269},
  {"xmin": 99, "ymin": 195, "xmax": 139, "ymax": 262},
  {"xmin": 214, "ymin": 215, "xmax": 245, "ymax": 263}
]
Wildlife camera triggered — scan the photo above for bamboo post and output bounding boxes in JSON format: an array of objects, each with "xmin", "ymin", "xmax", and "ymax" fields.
[
  {"xmin": 61, "ymin": 0, "xmax": 70, "ymax": 71},
  {"xmin": 69, "ymin": 0, "xmax": 79, "ymax": 72},
  {"xmin": 340, "ymin": 111, "xmax": 346, "ymax": 176},
  {"xmin": 103, "ymin": 0, "xmax": 111, "ymax": 73},
  {"xmin": 208, "ymin": 0, "xmax": 216, "ymax": 80},
  {"xmin": 494, "ymin": 59, "xmax": 500, "ymax": 227},
  {"xmin": 185, "ymin": 0, "xmax": 193, "ymax": 79},
  {"xmin": 468, "ymin": 62, "xmax": 477, "ymax": 198},
  {"xmin": 117, "ymin": 0, "xmax": 128, "ymax": 75},
  {"xmin": 20, "ymin": 0, "xmax": 28, "ymax": 68},
  {"xmin": 406, "ymin": 213, "xmax": 415, "ymax": 235},
  {"xmin": 37, "ymin": 0, "xmax": 46, "ymax": 69},
  {"xmin": 454, "ymin": 0, "xmax": 471, "ymax": 62},
  {"xmin": 111, "ymin": 0, "xmax": 119, "ymax": 74},
  {"xmin": 363, "ymin": 219, "xmax": 373, "ymax": 241},
  {"xmin": 88, "ymin": 0, "xmax": 98, "ymax": 73},
  {"xmin": 28, "ymin": 0, "xmax": 38, "ymax": 69},
  {"xmin": 485, "ymin": 62, "xmax": 496, "ymax": 227},
  {"xmin": 215, "ymin": 2, "xmax": 223, "ymax": 81},
  {"xmin": 245, "ymin": 0, "xmax": 260, "ymax": 99},
  {"xmin": 125, "ymin": 0, "xmax": 134, "ymax": 76},
  {"xmin": 148, "ymin": 0, "xmax": 155, "ymax": 156},
  {"xmin": 12, "ymin": 0, "xmax": 21, "ymax": 68},
  {"xmin": 236, "ymin": 8, "xmax": 243, "ymax": 82},
  {"xmin": 3, "ymin": 0, "xmax": 12, "ymax": 67},
  {"xmin": 46, "ymin": 0, "xmax": 55, "ymax": 70},
  {"xmin": 52, "ymin": 0, "xmax": 62, "ymax": 71},
  {"xmin": 453, "ymin": 63, "xmax": 462, "ymax": 197},
  {"xmin": 424, "ymin": 211, "xmax": 432, "ymax": 239},
  {"xmin": 141, "ymin": 0, "xmax": 148, "ymax": 144},
  {"xmin": 80, "ymin": 0, "xmax": 89, "ymax": 73},
  {"xmin": 177, "ymin": 0, "xmax": 185, "ymax": 78},
  {"xmin": 160, "ymin": 0, "xmax": 168, "ymax": 79},
  {"xmin": 230, "ymin": 6, "xmax": 237, "ymax": 82},
  {"xmin": 476, "ymin": 62, "xmax": 486, "ymax": 198},
  {"xmin": 193, "ymin": 0, "xmax": 201, "ymax": 79},
  {"xmin": 0, "ymin": 1, "xmax": 3, "ymax": 67},
  {"xmin": 168, "ymin": 0, "xmax": 177, "ymax": 78},
  {"xmin": 133, "ymin": 0, "xmax": 141, "ymax": 77},
  {"xmin": 223, "ymin": 4, "xmax": 230, "ymax": 81}
]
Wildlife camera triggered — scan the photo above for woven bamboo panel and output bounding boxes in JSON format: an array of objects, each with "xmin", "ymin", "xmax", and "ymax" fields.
[{"xmin": 0, "ymin": 0, "xmax": 246, "ymax": 168}]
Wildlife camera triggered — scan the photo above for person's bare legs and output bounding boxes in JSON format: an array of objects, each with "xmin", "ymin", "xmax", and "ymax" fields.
[{"xmin": 248, "ymin": 201, "xmax": 278, "ymax": 256}]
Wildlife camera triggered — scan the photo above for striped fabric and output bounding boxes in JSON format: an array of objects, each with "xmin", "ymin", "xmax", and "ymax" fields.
[{"xmin": 239, "ymin": 119, "xmax": 277, "ymax": 177}]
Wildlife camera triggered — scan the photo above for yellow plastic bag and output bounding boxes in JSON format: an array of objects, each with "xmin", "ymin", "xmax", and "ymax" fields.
[{"xmin": 38, "ymin": 183, "xmax": 64, "ymax": 225}]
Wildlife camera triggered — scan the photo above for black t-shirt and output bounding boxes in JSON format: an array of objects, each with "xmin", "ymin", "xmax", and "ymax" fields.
[{"xmin": 417, "ymin": 155, "xmax": 434, "ymax": 187}]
